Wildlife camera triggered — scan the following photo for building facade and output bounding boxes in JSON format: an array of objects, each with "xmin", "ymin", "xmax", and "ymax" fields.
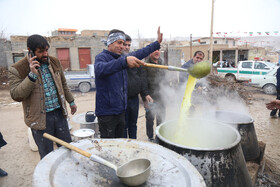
[
  {"xmin": 177, "ymin": 37, "xmax": 279, "ymax": 65},
  {"xmin": 0, "ymin": 34, "xmax": 278, "ymax": 69},
  {"xmin": 1, "ymin": 34, "xmax": 107, "ymax": 70}
]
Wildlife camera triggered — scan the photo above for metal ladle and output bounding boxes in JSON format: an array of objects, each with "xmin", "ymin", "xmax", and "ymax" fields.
[
  {"xmin": 43, "ymin": 133, "xmax": 151, "ymax": 186},
  {"xmin": 143, "ymin": 61, "xmax": 211, "ymax": 78}
]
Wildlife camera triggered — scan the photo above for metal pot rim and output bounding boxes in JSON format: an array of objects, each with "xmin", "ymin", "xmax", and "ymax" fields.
[
  {"xmin": 155, "ymin": 118, "xmax": 241, "ymax": 151},
  {"xmin": 215, "ymin": 110, "xmax": 254, "ymax": 124}
]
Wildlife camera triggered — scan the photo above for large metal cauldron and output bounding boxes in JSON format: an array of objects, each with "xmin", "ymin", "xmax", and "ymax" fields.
[
  {"xmin": 156, "ymin": 119, "xmax": 253, "ymax": 187},
  {"xmin": 33, "ymin": 139, "xmax": 205, "ymax": 187},
  {"xmin": 213, "ymin": 110, "xmax": 260, "ymax": 161}
]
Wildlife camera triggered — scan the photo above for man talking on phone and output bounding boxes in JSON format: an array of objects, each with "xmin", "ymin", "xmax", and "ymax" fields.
[{"xmin": 8, "ymin": 34, "xmax": 77, "ymax": 159}]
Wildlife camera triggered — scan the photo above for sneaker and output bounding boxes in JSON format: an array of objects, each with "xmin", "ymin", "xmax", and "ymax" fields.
[
  {"xmin": 270, "ymin": 110, "xmax": 277, "ymax": 118},
  {"xmin": 0, "ymin": 168, "xmax": 8, "ymax": 177},
  {"xmin": 148, "ymin": 138, "xmax": 154, "ymax": 143}
]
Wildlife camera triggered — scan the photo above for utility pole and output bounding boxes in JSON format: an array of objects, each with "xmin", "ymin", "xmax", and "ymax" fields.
[
  {"xmin": 138, "ymin": 29, "xmax": 141, "ymax": 48},
  {"xmin": 209, "ymin": 0, "xmax": 215, "ymax": 72},
  {"xmin": 190, "ymin": 34, "xmax": 192, "ymax": 59}
]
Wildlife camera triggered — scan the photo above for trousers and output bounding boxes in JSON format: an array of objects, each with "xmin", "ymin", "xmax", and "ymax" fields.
[
  {"xmin": 98, "ymin": 113, "xmax": 125, "ymax": 138},
  {"xmin": 31, "ymin": 108, "xmax": 72, "ymax": 159},
  {"xmin": 124, "ymin": 96, "xmax": 139, "ymax": 139}
]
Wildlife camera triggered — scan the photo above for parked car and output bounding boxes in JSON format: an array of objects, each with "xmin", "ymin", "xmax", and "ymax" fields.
[
  {"xmin": 249, "ymin": 67, "xmax": 277, "ymax": 95},
  {"xmin": 64, "ymin": 64, "xmax": 95, "ymax": 93},
  {"xmin": 216, "ymin": 60, "xmax": 276, "ymax": 82}
]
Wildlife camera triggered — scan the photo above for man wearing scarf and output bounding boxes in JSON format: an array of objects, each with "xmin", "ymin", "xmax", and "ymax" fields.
[{"xmin": 95, "ymin": 27, "xmax": 163, "ymax": 138}]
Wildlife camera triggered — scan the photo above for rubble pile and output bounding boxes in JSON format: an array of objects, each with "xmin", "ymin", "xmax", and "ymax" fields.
[{"xmin": 205, "ymin": 74, "xmax": 255, "ymax": 104}]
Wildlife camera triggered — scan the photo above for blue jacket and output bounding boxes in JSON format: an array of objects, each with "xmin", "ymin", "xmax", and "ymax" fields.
[
  {"xmin": 179, "ymin": 59, "xmax": 194, "ymax": 84},
  {"xmin": 94, "ymin": 41, "xmax": 160, "ymax": 116}
]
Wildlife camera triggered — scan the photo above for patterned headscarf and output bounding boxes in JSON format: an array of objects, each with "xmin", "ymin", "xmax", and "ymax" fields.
[{"xmin": 104, "ymin": 32, "xmax": 126, "ymax": 46}]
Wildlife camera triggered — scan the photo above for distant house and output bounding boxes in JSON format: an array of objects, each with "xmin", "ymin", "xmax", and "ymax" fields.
[
  {"xmin": 52, "ymin": 28, "xmax": 78, "ymax": 36},
  {"xmin": 193, "ymin": 37, "xmax": 236, "ymax": 47}
]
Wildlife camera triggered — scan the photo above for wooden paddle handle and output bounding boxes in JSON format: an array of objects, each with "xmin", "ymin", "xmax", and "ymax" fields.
[
  {"xmin": 43, "ymin": 133, "xmax": 91, "ymax": 158},
  {"xmin": 143, "ymin": 63, "xmax": 168, "ymax": 69}
]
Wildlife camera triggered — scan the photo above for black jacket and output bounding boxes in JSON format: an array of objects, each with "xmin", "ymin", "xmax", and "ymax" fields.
[
  {"xmin": 143, "ymin": 57, "xmax": 167, "ymax": 102},
  {"xmin": 127, "ymin": 66, "xmax": 148, "ymax": 99}
]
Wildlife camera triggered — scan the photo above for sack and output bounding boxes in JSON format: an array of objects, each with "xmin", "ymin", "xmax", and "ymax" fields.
[
  {"xmin": 27, "ymin": 128, "xmax": 38, "ymax": 152},
  {"xmin": 85, "ymin": 111, "xmax": 96, "ymax": 122}
]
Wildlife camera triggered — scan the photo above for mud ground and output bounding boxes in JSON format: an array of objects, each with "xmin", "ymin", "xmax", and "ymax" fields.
[{"xmin": 0, "ymin": 84, "xmax": 279, "ymax": 186}]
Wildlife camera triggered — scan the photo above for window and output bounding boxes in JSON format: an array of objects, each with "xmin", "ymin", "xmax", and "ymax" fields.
[
  {"xmin": 242, "ymin": 62, "xmax": 252, "ymax": 69},
  {"xmin": 254, "ymin": 62, "xmax": 269, "ymax": 70},
  {"xmin": 13, "ymin": 53, "xmax": 24, "ymax": 63}
]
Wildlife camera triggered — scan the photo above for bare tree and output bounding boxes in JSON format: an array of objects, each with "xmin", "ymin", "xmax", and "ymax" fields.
[{"xmin": 0, "ymin": 26, "xmax": 7, "ymax": 40}]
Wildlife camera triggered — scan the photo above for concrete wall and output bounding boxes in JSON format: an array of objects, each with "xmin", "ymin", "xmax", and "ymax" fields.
[
  {"xmin": 81, "ymin": 30, "xmax": 109, "ymax": 37},
  {"xmin": 0, "ymin": 39, "xmax": 12, "ymax": 67},
  {"xmin": 10, "ymin": 36, "xmax": 28, "ymax": 51},
  {"xmin": 265, "ymin": 51, "xmax": 279, "ymax": 63},
  {"xmin": 248, "ymin": 48, "xmax": 266, "ymax": 60},
  {"xmin": 167, "ymin": 48, "xmax": 181, "ymax": 67},
  {"xmin": 177, "ymin": 45, "xmax": 210, "ymax": 62},
  {"xmin": 166, "ymin": 48, "xmax": 182, "ymax": 84}
]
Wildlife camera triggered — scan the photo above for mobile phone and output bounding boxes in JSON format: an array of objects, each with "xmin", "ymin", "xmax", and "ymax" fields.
[
  {"xmin": 29, "ymin": 50, "xmax": 35, "ymax": 58},
  {"xmin": 29, "ymin": 50, "xmax": 39, "ymax": 69}
]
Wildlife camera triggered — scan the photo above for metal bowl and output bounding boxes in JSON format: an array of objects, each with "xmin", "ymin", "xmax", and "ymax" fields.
[{"xmin": 72, "ymin": 129, "xmax": 95, "ymax": 141}]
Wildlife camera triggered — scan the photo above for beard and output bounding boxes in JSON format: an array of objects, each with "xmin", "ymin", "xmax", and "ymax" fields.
[{"xmin": 37, "ymin": 56, "xmax": 49, "ymax": 63}]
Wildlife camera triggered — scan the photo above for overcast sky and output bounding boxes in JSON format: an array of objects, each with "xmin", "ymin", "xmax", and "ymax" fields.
[{"xmin": 0, "ymin": 0, "xmax": 279, "ymax": 39}]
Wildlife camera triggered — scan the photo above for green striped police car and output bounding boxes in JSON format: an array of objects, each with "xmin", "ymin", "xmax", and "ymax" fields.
[{"xmin": 216, "ymin": 61, "xmax": 276, "ymax": 82}]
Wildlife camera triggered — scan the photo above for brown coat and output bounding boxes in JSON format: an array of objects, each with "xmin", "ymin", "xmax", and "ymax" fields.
[{"xmin": 8, "ymin": 56, "xmax": 74, "ymax": 130}]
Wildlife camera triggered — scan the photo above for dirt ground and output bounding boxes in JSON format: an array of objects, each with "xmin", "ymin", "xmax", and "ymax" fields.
[{"xmin": 0, "ymin": 81, "xmax": 280, "ymax": 186}]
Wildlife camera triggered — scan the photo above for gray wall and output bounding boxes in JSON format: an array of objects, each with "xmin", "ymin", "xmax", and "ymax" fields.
[
  {"xmin": 168, "ymin": 48, "xmax": 181, "ymax": 67},
  {"xmin": 0, "ymin": 39, "xmax": 12, "ymax": 67}
]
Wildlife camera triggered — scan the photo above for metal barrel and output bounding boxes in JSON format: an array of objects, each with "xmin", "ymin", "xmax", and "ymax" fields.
[
  {"xmin": 156, "ymin": 119, "xmax": 253, "ymax": 187},
  {"xmin": 214, "ymin": 110, "xmax": 260, "ymax": 161}
]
